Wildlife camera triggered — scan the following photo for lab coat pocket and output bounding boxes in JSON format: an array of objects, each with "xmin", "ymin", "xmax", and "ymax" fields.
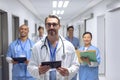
[{"xmin": 64, "ymin": 52, "xmax": 73, "ymax": 67}]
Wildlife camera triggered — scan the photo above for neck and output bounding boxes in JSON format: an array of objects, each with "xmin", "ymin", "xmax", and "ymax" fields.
[
  {"xmin": 39, "ymin": 35, "xmax": 43, "ymax": 37},
  {"xmin": 68, "ymin": 35, "xmax": 73, "ymax": 39},
  {"xmin": 85, "ymin": 44, "xmax": 91, "ymax": 47},
  {"xmin": 39, "ymin": 36, "xmax": 43, "ymax": 38},
  {"xmin": 20, "ymin": 36, "xmax": 28, "ymax": 42},
  {"xmin": 47, "ymin": 36, "xmax": 59, "ymax": 47}
]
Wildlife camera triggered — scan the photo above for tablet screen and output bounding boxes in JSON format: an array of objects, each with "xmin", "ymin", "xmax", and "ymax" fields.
[
  {"xmin": 41, "ymin": 61, "xmax": 61, "ymax": 68},
  {"xmin": 13, "ymin": 57, "xmax": 27, "ymax": 63}
]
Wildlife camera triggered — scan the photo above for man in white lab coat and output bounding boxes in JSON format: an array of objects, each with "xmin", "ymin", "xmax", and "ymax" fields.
[{"xmin": 27, "ymin": 15, "xmax": 80, "ymax": 80}]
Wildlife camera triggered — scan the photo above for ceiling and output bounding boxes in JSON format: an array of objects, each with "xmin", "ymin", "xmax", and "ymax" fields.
[{"xmin": 18, "ymin": 0, "xmax": 103, "ymax": 25}]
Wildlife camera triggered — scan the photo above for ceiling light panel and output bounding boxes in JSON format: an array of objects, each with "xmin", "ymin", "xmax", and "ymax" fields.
[
  {"xmin": 60, "ymin": 10, "xmax": 64, "ymax": 14},
  {"xmin": 52, "ymin": 0, "xmax": 69, "ymax": 18},
  {"xmin": 53, "ymin": 10, "xmax": 56, "ymax": 15},
  {"xmin": 58, "ymin": 1, "xmax": 63, "ymax": 8},
  {"xmin": 63, "ymin": 1, "xmax": 69, "ymax": 8},
  {"xmin": 52, "ymin": 0, "xmax": 69, "ymax": 8},
  {"xmin": 53, "ymin": 1, "xmax": 57, "ymax": 8},
  {"xmin": 52, "ymin": 10, "xmax": 64, "ymax": 15},
  {"xmin": 57, "ymin": 10, "xmax": 60, "ymax": 14}
]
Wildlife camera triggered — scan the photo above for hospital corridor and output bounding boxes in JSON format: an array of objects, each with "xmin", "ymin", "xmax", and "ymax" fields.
[{"xmin": 0, "ymin": 0, "xmax": 120, "ymax": 80}]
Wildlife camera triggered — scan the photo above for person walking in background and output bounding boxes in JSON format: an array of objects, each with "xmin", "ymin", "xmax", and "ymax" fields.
[
  {"xmin": 27, "ymin": 15, "xmax": 80, "ymax": 80},
  {"xmin": 33, "ymin": 26, "xmax": 46, "ymax": 43},
  {"xmin": 6, "ymin": 24, "xmax": 35, "ymax": 80},
  {"xmin": 65, "ymin": 25, "xmax": 80, "ymax": 80},
  {"xmin": 65, "ymin": 26, "xmax": 80, "ymax": 50},
  {"xmin": 79, "ymin": 32, "xmax": 101, "ymax": 80}
]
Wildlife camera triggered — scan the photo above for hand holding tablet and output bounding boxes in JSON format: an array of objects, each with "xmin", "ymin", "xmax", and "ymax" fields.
[
  {"xmin": 41, "ymin": 61, "xmax": 61, "ymax": 68},
  {"xmin": 12, "ymin": 57, "xmax": 27, "ymax": 63}
]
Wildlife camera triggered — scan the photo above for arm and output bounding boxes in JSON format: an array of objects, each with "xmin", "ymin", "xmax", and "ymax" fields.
[
  {"xmin": 6, "ymin": 45, "xmax": 13, "ymax": 63},
  {"xmin": 67, "ymin": 51, "xmax": 80, "ymax": 79},
  {"xmin": 6, "ymin": 44, "xmax": 18, "ymax": 64},
  {"xmin": 88, "ymin": 48, "xmax": 101, "ymax": 67},
  {"xmin": 27, "ymin": 46, "xmax": 50, "ymax": 79},
  {"xmin": 27, "ymin": 46, "xmax": 41, "ymax": 79},
  {"xmin": 57, "ymin": 51, "xmax": 79, "ymax": 79}
]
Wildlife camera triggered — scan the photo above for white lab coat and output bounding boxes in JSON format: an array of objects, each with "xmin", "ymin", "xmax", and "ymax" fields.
[
  {"xmin": 32, "ymin": 35, "xmax": 46, "ymax": 43},
  {"xmin": 27, "ymin": 36, "xmax": 80, "ymax": 80}
]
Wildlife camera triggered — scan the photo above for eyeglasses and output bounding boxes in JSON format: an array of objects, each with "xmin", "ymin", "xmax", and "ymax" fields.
[{"xmin": 45, "ymin": 23, "xmax": 59, "ymax": 27}]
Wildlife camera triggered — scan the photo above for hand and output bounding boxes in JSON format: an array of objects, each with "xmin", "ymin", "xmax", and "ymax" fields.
[
  {"xmin": 57, "ymin": 67, "xmax": 69, "ymax": 76},
  {"xmin": 81, "ymin": 57, "xmax": 91, "ymax": 65},
  {"xmin": 24, "ymin": 60, "xmax": 29, "ymax": 65},
  {"xmin": 39, "ymin": 65, "xmax": 50, "ymax": 74},
  {"xmin": 11, "ymin": 60, "xmax": 18, "ymax": 64}
]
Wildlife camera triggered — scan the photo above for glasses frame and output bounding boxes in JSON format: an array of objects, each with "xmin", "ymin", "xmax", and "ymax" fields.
[{"xmin": 45, "ymin": 23, "xmax": 59, "ymax": 27}]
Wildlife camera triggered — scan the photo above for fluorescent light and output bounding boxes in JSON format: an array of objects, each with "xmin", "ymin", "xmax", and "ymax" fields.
[
  {"xmin": 53, "ymin": 10, "xmax": 56, "ymax": 15},
  {"xmin": 53, "ymin": 1, "xmax": 57, "ymax": 8},
  {"xmin": 58, "ymin": 1, "xmax": 63, "ymax": 8},
  {"xmin": 60, "ymin": 10, "xmax": 64, "ymax": 14},
  {"xmin": 52, "ymin": 10, "xmax": 64, "ymax": 15},
  {"xmin": 63, "ymin": 1, "xmax": 69, "ymax": 8},
  {"xmin": 57, "ymin": 10, "xmax": 60, "ymax": 14},
  {"xmin": 53, "ymin": 0, "xmax": 69, "ymax": 8}
]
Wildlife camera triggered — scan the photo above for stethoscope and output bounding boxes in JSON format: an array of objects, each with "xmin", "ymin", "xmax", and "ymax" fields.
[
  {"xmin": 40, "ymin": 36, "xmax": 66, "ymax": 60},
  {"xmin": 14, "ymin": 38, "xmax": 32, "ymax": 57}
]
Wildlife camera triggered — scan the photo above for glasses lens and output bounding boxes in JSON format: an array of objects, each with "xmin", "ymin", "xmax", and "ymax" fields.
[{"xmin": 46, "ymin": 23, "xmax": 58, "ymax": 27}]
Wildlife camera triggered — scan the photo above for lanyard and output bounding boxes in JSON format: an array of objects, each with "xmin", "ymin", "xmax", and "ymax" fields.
[
  {"xmin": 48, "ymin": 40, "xmax": 58, "ymax": 61},
  {"xmin": 18, "ymin": 39, "xmax": 28, "ymax": 53}
]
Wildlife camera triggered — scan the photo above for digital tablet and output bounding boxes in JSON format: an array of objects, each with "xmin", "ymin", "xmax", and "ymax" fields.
[
  {"xmin": 13, "ymin": 57, "xmax": 27, "ymax": 63},
  {"xmin": 41, "ymin": 61, "xmax": 61, "ymax": 68}
]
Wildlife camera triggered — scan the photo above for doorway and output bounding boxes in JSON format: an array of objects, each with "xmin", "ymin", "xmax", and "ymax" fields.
[
  {"xmin": 12, "ymin": 15, "xmax": 19, "ymax": 40},
  {"xmin": 0, "ymin": 10, "xmax": 9, "ymax": 80},
  {"xmin": 97, "ymin": 15, "xmax": 106, "ymax": 75}
]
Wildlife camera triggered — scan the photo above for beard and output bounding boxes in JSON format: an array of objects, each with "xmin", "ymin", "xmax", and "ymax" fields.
[{"xmin": 48, "ymin": 29, "xmax": 56, "ymax": 36}]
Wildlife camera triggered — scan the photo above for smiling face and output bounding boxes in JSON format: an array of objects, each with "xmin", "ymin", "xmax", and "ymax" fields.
[
  {"xmin": 19, "ymin": 25, "xmax": 29, "ymax": 38},
  {"xmin": 83, "ymin": 32, "xmax": 92, "ymax": 46}
]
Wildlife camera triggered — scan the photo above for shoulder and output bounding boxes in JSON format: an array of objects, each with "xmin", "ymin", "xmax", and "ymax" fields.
[
  {"xmin": 9, "ymin": 39, "xmax": 18, "ymax": 46},
  {"xmin": 32, "ymin": 38, "xmax": 45, "ymax": 48},
  {"xmin": 7, "ymin": 40, "xmax": 19, "ymax": 50},
  {"xmin": 79, "ymin": 46, "xmax": 84, "ymax": 50},
  {"xmin": 73, "ymin": 36, "xmax": 79, "ymax": 40},
  {"xmin": 61, "ymin": 36, "xmax": 75, "ymax": 49},
  {"xmin": 28, "ymin": 39, "xmax": 34, "ymax": 44},
  {"xmin": 90, "ymin": 45, "xmax": 99, "ymax": 50}
]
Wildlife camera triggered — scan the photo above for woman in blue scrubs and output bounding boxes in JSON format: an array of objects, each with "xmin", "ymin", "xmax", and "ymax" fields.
[
  {"xmin": 79, "ymin": 32, "xmax": 101, "ymax": 80},
  {"xmin": 6, "ymin": 24, "xmax": 35, "ymax": 80}
]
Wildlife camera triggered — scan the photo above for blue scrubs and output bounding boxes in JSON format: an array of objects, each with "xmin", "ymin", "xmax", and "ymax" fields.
[
  {"xmin": 79, "ymin": 45, "xmax": 101, "ymax": 80},
  {"xmin": 7, "ymin": 38, "xmax": 35, "ymax": 80},
  {"xmin": 65, "ymin": 36, "xmax": 80, "ymax": 49}
]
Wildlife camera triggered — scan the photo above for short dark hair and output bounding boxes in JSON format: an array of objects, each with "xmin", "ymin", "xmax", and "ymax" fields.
[
  {"xmin": 67, "ymin": 26, "xmax": 74, "ymax": 31},
  {"xmin": 38, "ymin": 26, "xmax": 44, "ymax": 31},
  {"xmin": 82, "ymin": 32, "xmax": 92, "ymax": 39},
  {"xmin": 45, "ymin": 15, "xmax": 60, "ymax": 25}
]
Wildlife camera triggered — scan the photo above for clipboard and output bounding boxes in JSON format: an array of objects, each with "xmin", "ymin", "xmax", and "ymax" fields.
[
  {"xmin": 13, "ymin": 57, "xmax": 27, "ymax": 63},
  {"xmin": 80, "ymin": 50, "xmax": 97, "ymax": 62},
  {"xmin": 41, "ymin": 61, "xmax": 61, "ymax": 68}
]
